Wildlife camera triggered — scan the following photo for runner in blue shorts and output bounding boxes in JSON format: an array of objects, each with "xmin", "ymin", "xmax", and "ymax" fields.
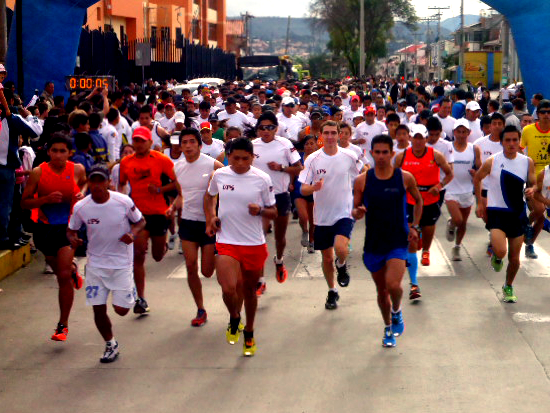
[{"xmin": 352, "ymin": 135, "xmax": 423, "ymax": 348}]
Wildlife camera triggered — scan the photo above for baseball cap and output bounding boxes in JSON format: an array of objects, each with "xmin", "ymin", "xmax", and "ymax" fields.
[
  {"xmin": 364, "ymin": 106, "xmax": 376, "ymax": 115},
  {"xmin": 453, "ymin": 118, "xmax": 471, "ymax": 131},
  {"xmin": 502, "ymin": 102, "xmax": 514, "ymax": 112},
  {"xmin": 339, "ymin": 85, "xmax": 348, "ymax": 93},
  {"xmin": 88, "ymin": 164, "xmax": 110, "ymax": 180},
  {"xmin": 405, "ymin": 106, "xmax": 415, "ymax": 113},
  {"xmin": 208, "ymin": 113, "xmax": 219, "ymax": 122},
  {"xmin": 282, "ymin": 97, "xmax": 295, "ymax": 107},
  {"xmin": 132, "ymin": 126, "xmax": 152, "ymax": 141},
  {"xmin": 310, "ymin": 108, "xmax": 324, "ymax": 118},
  {"xmin": 174, "ymin": 111, "xmax": 185, "ymax": 124},
  {"xmin": 351, "ymin": 95, "xmax": 361, "ymax": 102},
  {"xmin": 466, "ymin": 101, "xmax": 481, "ymax": 111},
  {"xmin": 225, "ymin": 96, "xmax": 237, "ymax": 105},
  {"xmin": 164, "ymin": 103, "xmax": 175, "ymax": 109},
  {"xmin": 186, "ymin": 98, "xmax": 195, "ymax": 104},
  {"xmin": 200, "ymin": 122, "xmax": 212, "ymax": 131},
  {"xmin": 170, "ymin": 133, "xmax": 181, "ymax": 145},
  {"xmin": 397, "ymin": 98, "xmax": 407, "ymax": 105},
  {"xmin": 0, "ymin": 64, "xmax": 6, "ymax": 73},
  {"xmin": 410, "ymin": 124, "xmax": 428, "ymax": 138}
]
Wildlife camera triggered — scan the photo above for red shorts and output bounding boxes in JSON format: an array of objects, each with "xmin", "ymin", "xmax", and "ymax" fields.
[{"xmin": 216, "ymin": 243, "xmax": 269, "ymax": 272}]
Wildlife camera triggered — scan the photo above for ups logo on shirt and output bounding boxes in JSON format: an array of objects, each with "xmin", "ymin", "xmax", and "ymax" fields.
[
  {"xmin": 222, "ymin": 185, "xmax": 235, "ymax": 191},
  {"xmin": 316, "ymin": 169, "xmax": 327, "ymax": 174},
  {"xmin": 87, "ymin": 218, "xmax": 100, "ymax": 224}
]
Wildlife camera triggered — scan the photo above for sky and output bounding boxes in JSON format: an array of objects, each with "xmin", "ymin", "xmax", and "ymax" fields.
[{"xmin": 227, "ymin": 0, "xmax": 490, "ymax": 20}]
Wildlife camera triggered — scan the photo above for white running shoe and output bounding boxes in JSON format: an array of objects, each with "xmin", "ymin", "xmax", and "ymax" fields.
[
  {"xmin": 100, "ymin": 340, "xmax": 119, "ymax": 363},
  {"xmin": 301, "ymin": 232, "xmax": 308, "ymax": 247},
  {"xmin": 43, "ymin": 263, "xmax": 54, "ymax": 274},
  {"xmin": 167, "ymin": 234, "xmax": 176, "ymax": 250},
  {"xmin": 446, "ymin": 218, "xmax": 456, "ymax": 242},
  {"xmin": 307, "ymin": 242, "xmax": 315, "ymax": 254},
  {"xmin": 451, "ymin": 245, "xmax": 462, "ymax": 261}
]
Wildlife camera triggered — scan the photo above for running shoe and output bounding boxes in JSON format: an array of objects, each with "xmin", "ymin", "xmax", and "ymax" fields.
[
  {"xmin": 421, "ymin": 251, "xmax": 430, "ymax": 266},
  {"xmin": 307, "ymin": 242, "xmax": 315, "ymax": 254},
  {"xmin": 502, "ymin": 285, "xmax": 517, "ymax": 303},
  {"xmin": 133, "ymin": 297, "xmax": 150, "ymax": 314},
  {"xmin": 243, "ymin": 338, "xmax": 257, "ymax": 357},
  {"xmin": 409, "ymin": 284, "xmax": 421, "ymax": 300},
  {"xmin": 382, "ymin": 326, "xmax": 396, "ymax": 348},
  {"xmin": 446, "ymin": 218, "xmax": 456, "ymax": 242},
  {"xmin": 43, "ymin": 263, "xmax": 54, "ymax": 274},
  {"xmin": 525, "ymin": 244, "xmax": 538, "ymax": 259},
  {"xmin": 191, "ymin": 309, "xmax": 207, "ymax": 327},
  {"xmin": 178, "ymin": 241, "xmax": 183, "ymax": 255},
  {"xmin": 486, "ymin": 243, "xmax": 493, "ymax": 257},
  {"xmin": 336, "ymin": 259, "xmax": 350, "ymax": 287},
  {"xmin": 301, "ymin": 231, "xmax": 309, "ymax": 247},
  {"xmin": 491, "ymin": 255, "xmax": 503, "ymax": 272},
  {"xmin": 226, "ymin": 322, "xmax": 240, "ymax": 345},
  {"xmin": 100, "ymin": 340, "xmax": 119, "ymax": 363},
  {"xmin": 275, "ymin": 259, "xmax": 288, "ymax": 283},
  {"xmin": 256, "ymin": 281, "xmax": 266, "ymax": 296},
  {"xmin": 167, "ymin": 234, "xmax": 176, "ymax": 250},
  {"xmin": 71, "ymin": 263, "xmax": 83, "ymax": 290},
  {"xmin": 391, "ymin": 310, "xmax": 405, "ymax": 337},
  {"xmin": 51, "ymin": 323, "xmax": 68, "ymax": 341},
  {"xmin": 451, "ymin": 245, "xmax": 462, "ymax": 261},
  {"xmin": 524, "ymin": 224, "xmax": 534, "ymax": 245},
  {"xmin": 325, "ymin": 290, "xmax": 339, "ymax": 310}
]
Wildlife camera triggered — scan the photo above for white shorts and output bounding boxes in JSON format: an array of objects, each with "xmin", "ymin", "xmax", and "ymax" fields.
[
  {"xmin": 445, "ymin": 192, "xmax": 475, "ymax": 208},
  {"xmin": 84, "ymin": 266, "xmax": 135, "ymax": 308}
]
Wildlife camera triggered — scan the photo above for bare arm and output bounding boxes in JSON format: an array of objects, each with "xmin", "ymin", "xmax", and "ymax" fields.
[
  {"xmin": 524, "ymin": 158, "xmax": 537, "ymax": 200},
  {"xmin": 534, "ymin": 169, "xmax": 550, "ymax": 207},
  {"xmin": 351, "ymin": 172, "xmax": 367, "ymax": 220},
  {"xmin": 434, "ymin": 150, "xmax": 454, "ymax": 188},
  {"xmin": 403, "ymin": 171, "xmax": 423, "ymax": 227}
]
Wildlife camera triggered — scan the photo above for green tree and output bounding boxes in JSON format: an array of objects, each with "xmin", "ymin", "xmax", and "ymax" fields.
[{"xmin": 310, "ymin": 0, "xmax": 417, "ymax": 76}]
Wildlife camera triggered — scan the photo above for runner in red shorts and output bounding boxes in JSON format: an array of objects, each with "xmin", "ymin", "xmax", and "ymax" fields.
[{"xmin": 205, "ymin": 138, "xmax": 277, "ymax": 357}]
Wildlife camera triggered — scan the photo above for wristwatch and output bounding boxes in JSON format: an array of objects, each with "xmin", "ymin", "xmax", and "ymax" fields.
[{"xmin": 411, "ymin": 225, "xmax": 421, "ymax": 233}]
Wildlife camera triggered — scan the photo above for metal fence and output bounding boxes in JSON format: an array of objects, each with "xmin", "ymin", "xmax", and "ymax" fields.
[{"xmin": 75, "ymin": 29, "xmax": 237, "ymax": 86}]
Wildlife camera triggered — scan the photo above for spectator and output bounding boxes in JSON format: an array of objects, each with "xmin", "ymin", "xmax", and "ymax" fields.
[
  {"xmin": 71, "ymin": 133, "xmax": 94, "ymax": 173},
  {"xmin": 88, "ymin": 112, "xmax": 108, "ymax": 164},
  {"xmin": 41, "ymin": 81, "xmax": 55, "ymax": 109},
  {"xmin": 501, "ymin": 102, "xmax": 521, "ymax": 130}
]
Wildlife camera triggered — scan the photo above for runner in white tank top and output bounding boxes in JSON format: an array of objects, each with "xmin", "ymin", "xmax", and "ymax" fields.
[
  {"xmin": 444, "ymin": 119, "xmax": 481, "ymax": 261},
  {"xmin": 164, "ymin": 134, "xmax": 184, "ymax": 251},
  {"xmin": 534, "ymin": 164, "xmax": 550, "ymax": 233},
  {"xmin": 168, "ymin": 129, "xmax": 224, "ymax": 327}
]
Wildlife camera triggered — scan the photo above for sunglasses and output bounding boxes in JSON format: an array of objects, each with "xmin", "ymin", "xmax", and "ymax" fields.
[
  {"xmin": 258, "ymin": 124, "xmax": 277, "ymax": 131},
  {"xmin": 538, "ymin": 110, "xmax": 550, "ymax": 115}
]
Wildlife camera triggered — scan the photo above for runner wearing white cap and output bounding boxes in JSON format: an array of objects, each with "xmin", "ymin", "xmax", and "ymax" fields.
[
  {"xmin": 465, "ymin": 101, "xmax": 483, "ymax": 143},
  {"xmin": 199, "ymin": 122, "xmax": 225, "ymax": 163}
]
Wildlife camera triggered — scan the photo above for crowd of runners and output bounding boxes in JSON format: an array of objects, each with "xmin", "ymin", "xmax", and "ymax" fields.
[{"xmin": 2, "ymin": 74, "xmax": 550, "ymax": 360}]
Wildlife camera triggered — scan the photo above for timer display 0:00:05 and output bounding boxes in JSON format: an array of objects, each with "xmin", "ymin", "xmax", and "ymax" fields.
[{"xmin": 68, "ymin": 77, "xmax": 110, "ymax": 89}]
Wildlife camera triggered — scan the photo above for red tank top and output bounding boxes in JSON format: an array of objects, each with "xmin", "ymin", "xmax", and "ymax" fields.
[
  {"xmin": 401, "ymin": 147, "xmax": 440, "ymax": 205},
  {"xmin": 37, "ymin": 161, "xmax": 80, "ymax": 224}
]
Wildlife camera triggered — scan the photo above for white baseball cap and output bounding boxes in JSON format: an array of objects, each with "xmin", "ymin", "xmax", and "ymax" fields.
[
  {"xmin": 410, "ymin": 124, "xmax": 428, "ymax": 138},
  {"xmin": 174, "ymin": 111, "xmax": 185, "ymax": 124},
  {"xmin": 466, "ymin": 101, "xmax": 481, "ymax": 111},
  {"xmin": 453, "ymin": 118, "xmax": 471, "ymax": 131},
  {"xmin": 405, "ymin": 106, "xmax": 415, "ymax": 113}
]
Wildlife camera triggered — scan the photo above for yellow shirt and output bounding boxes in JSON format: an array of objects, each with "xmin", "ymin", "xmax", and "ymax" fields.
[{"xmin": 521, "ymin": 123, "xmax": 550, "ymax": 174}]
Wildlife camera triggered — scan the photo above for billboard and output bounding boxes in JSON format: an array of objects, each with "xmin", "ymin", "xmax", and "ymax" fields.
[{"xmin": 464, "ymin": 52, "xmax": 502, "ymax": 88}]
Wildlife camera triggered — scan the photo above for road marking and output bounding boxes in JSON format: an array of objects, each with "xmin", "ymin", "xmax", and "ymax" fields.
[
  {"xmin": 513, "ymin": 312, "xmax": 550, "ymax": 323},
  {"xmin": 294, "ymin": 247, "xmax": 324, "ymax": 278},
  {"xmin": 417, "ymin": 237, "xmax": 457, "ymax": 277},
  {"xmin": 522, "ymin": 243, "xmax": 550, "ymax": 278},
  {"xmin": 167, "ymin": 262, "xmax": 188, "ymax": 279}
]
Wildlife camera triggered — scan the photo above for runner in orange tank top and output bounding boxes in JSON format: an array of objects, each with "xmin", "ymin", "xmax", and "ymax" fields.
[
  {"xmin": 394, "ymin": 124, "xmax": 453, "ymax": 299},
  {"xmin": 21, "ymin": 133, "xmax": 87, "ymax": 342}
]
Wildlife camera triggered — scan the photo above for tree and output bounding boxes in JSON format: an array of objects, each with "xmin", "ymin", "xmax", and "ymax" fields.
[{"xmin": 310, "ymin": 0, "xmax": 417, "ymax": 76}]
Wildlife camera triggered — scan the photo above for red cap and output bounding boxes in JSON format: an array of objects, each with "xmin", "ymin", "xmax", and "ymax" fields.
[
  {"xmin": 186, "ymin": 99, "xmax": 195, "ymax": 104},
  {"xmin": 200, "ymin": 122, "xmax": 212, "ymax": 131},
  {"xmin": 164, "ymin": 103, "xmax": 175, "ymax": 109},
  {"xmin": 276, "ymin": 88, "xmax": 286, "ymax": 95},
  {"xmin": 132, "ymin": 126, "xmax": 152, "ymax": 141},
  {"xmin": 351, "ymin": 95, "xmax": 361, "ymax": 102},
  {"xmin": 364, "ymin": 106, "xmax": 376, "ymax": 115}
]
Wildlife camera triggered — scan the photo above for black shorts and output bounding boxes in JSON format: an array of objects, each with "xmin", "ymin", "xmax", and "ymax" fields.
[
  {"xmin": 407, "ymin": 202, "xmax": 441, "ymax": 227},
  {"xmin": 481, "ymin": 189, "xmax": 488, "ymax": 198},
  {"xmin": 178, "ymin": 219, "xmax": 216, "ymax": 246},
  {"xmin": 34, "ymin": 222, "xmax": 70, "ymax": 257},
  {"xmin": 143, "ymin": 214, "xmax": 169, "ymax": 237},
  {"xmin": 314, "ymin": 218, "xmax": 354, "ymax": 251},
  {"xmin": 296, "ymin": 193, "xmax": 314, "ymax": 203},
  {"xmin": 486, "ymin": 209, "xmax": 528, "ymax": 239},
  {"xmin": 438, "ymin": 189, "xmax": 446, "ymax": 207},
  {"xmin": 275, "ymin": 192, "xmax": 291, "ymax": 216}
]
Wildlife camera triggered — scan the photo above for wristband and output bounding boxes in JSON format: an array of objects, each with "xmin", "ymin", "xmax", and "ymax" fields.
[{"xmin": 411, "ymin": 225, "xmax": 421, "ymax": 233}]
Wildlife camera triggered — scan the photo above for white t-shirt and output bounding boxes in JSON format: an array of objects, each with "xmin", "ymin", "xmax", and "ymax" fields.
[
  {"xmin": 435, "ymin": 114, "xmax": 457, "ymax": 141},
  {"xmin": 339, "ymin": 143, "xmax": 369, "ymax": 168},
  {"xmin": 354, "ymin": 121, "xmax": 387, "ymax": 164},
  {"xmin": 159, "ymin": 115, "xmax": 176, "ymax": 132},
  {"xmin": 200, "ymin": 139, "xmax": 225, "ymax": 160},
  {"xmin": 298, "ymin": 147, "xmax": 362, "ymax": 226},
  {"xmin": 343, "ymin": 108, "xmax": 363, "ymax": 126},
  {"xmin": 217, "ymin": 110, "xmax": 252, "ymax": 131},
  {"xmin": 115, "ymin": 115, "xmax": 132, "ymax": 145},
  {"xmin": 427, "ymin": 138, "xmax": 454, "ymax": 181},
  {"xmin": 208, "ymin": 166, "xmax": 276, "ymax": 246},
  {"xmin": 252, "ymin": 136, "xmax": 302, "ymax": 194},
  {"xmin": 175, "ymin": 153, "xmax": 216, "ymax": 221},
  {"xmin": 474, "ymin": 135, "xmax": 503, "ymax": 190},
  {"xmin": 99, "ymin": 123, "xmax": 120, "ymax": 162},
  {"xmin": 69, "ymin": 191, "xmax": 143, "ymax": 269},
  {"xmin": 276, "ymin": 113, "xmax": 304, "ymax": 142},
  {"xmin": 392, "ymin": 142, "xmax": 411, "ymax": 165},
  {"xmin": 163, "ymin": 148, "xmax": 183, "ymax": 162},
  {"xmin": 467, "ymin": 119, "xmax": 483, "ymax": 143}
]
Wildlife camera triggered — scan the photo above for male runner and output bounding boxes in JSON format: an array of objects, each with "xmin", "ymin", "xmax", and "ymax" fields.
[
  {"xmin": 299, "ymin": 121, "xmax": 363, "ymax": 309},
  {"xmin": 474, "ymin": 126, "xmax": 536, "ymax": 303},
  {"xmin": 21, "ymin": 133, "xmax": 86, "ymax": 341},
  {"xmin": 67, "ymin": 165, "xmax": 145, "ymax": 362},
  {"xmin": 444, "ymin": 119, "xmax": 481, "ymax": 261},
  {"xmin": 205, "ymin": 138, "xmax": 277, "ymax": 356},
  {"xmin": 353, "ymin": 134, "xmax": 422, "ymax": 347},
  {"xmin": 252, "ymin": 111, "xmax": 303, "ymax": 294},
  {"xmin": 394, "ymin": 124, "xmax": 453, "ymax": 298},
  {"xmin": 118, "ymin": 126, "xmax": 176, "ymax": 314},
  {"xmin": 199, "ymin": 122, "xmax": 225, "ymax": 163},
  {"xmin": 168, "ymin": 128, "xmax": 223, "ymax": 326}
]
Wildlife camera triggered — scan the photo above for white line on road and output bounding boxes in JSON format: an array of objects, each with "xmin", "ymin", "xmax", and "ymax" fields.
[
  {"xmin": 513, "ymin": 312, "xmax": 550, "ymax": 323},
  {"xmin": 521, "ymin": 243, "xmax": 550, "ymax": 278},
  {"xmin": 417, "ymin": 237, "xmax": 457, "ymax": 277},
  {"xmin": 167, "ymin": 262, "xmax": 187, "ymax": 279}
]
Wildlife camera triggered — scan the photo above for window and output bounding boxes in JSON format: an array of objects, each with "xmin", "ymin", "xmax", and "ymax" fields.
[
  {"xmin": 192, "ymin": 19, "xmax": 200, "ymax": 39},
  {"xmin": 96, "ymin": 6, "xmax": 101, "ymax": 21},
  {"xmin": 208, "ymin": 0, "xmax": 217, "ymax": 9},
  {"xmin": 161, "ymin": 27, "xmax": 170, "ymax": 40},
  {"xmin": 176, "ymin": 27, "xmax": 183, "ymax": 47},
  {"xmin": 150, "ymin": 25, "xmax": 157, "ymax": 45},
  {"xmin": 473, "ymin": 31, "xmax": 483, "ymax": 42},
  {"xmin": 120, "ymin": 25, "xmax": 125, "ymax": 43},
  {"xmin": 208, "ymin": 23, "xmax": 217, "ymax": 41}
]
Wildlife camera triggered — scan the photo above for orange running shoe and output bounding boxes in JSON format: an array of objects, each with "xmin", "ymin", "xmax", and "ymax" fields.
[
  {"xmin": 191, "ymin": 309, "xmax": 207, "ymax": 327},
  {"xmin": 256, "ymin": 281, "xmax": 266, "ymax": 296},
  {"xmin": 71, "ymin": 263, "xmax": 83, "ymax": 290},
  {"xmin": 421, "ymin": 251, "xmax": 430, "ymax": 266},
  {"xmin": 275, "ymin": 262, "xmax": 288, "ymax": 283},
  {"xmin": 51, "ymin": 323, "xmax": 68, "ymax": 341}
]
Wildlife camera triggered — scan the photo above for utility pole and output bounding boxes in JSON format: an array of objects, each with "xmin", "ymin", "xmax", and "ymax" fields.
[
  {"xmin": 418, "ymin": 16, "xmax": 437, "ymax": 81},
  {"xmin": 241, "ymin": 12, "xmax": 254, "ymax": 56},
  {"xmin": 412, "ymin": 32, "xmax": 421, "ymax": 80},
  {"xmin": 359, "ymin": 0, "xmax": 365, "ymax": 78},
  {"xmin": 284, "ymin": 16, "xmax": 291, "ymax": 55},
  {"xmin": 0, "ymin": 0, "xmax": 7, "ymax": 63},
  {"xmin": 459, "ymin": 0, "xmax": 465, "ymax": 83},
  {"xmin": 428, "ymin": 6, "xmax": 450, "ymax": 81}
]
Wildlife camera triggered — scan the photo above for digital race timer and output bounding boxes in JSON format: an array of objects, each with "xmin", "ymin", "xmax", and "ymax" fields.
[{"xmin": 65, "ymin": 75, "xmax": 115, "ymax": 91}]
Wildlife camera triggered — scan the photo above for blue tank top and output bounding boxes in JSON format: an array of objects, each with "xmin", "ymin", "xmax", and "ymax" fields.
[{"xmin": 363, "ymin": 168, "xmax": 409, "ymax": 254}]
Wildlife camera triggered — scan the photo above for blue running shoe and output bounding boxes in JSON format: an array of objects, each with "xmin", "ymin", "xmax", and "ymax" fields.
[
  {"xmin": 391, "ymin": 310, "xmax": 405, "ymax": 337},
  {"xmin": 525, "ymin": 224, "xmax": 534, "ymax": 245},
  {"xmin": 382, "ymin": 326, "xmax": 396, "ymax": 348}
]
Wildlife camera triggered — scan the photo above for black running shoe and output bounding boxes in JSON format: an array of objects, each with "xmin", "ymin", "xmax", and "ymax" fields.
[
  {"xmin": 325, "ymin": 290, "xmax": 339, "ymax": 310},
  {"xmin": 133, "ymin": 297, "xmax": 150, "ymax": 314},
  {"xmin": 335, "ymin": 259, "xmax": 350, "ymax": 287}
]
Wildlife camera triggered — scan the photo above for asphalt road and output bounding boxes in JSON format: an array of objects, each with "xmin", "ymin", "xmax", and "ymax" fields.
[{"xmin": 2, "ymin": 209, "xmax": 550, "ymax": 413}]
